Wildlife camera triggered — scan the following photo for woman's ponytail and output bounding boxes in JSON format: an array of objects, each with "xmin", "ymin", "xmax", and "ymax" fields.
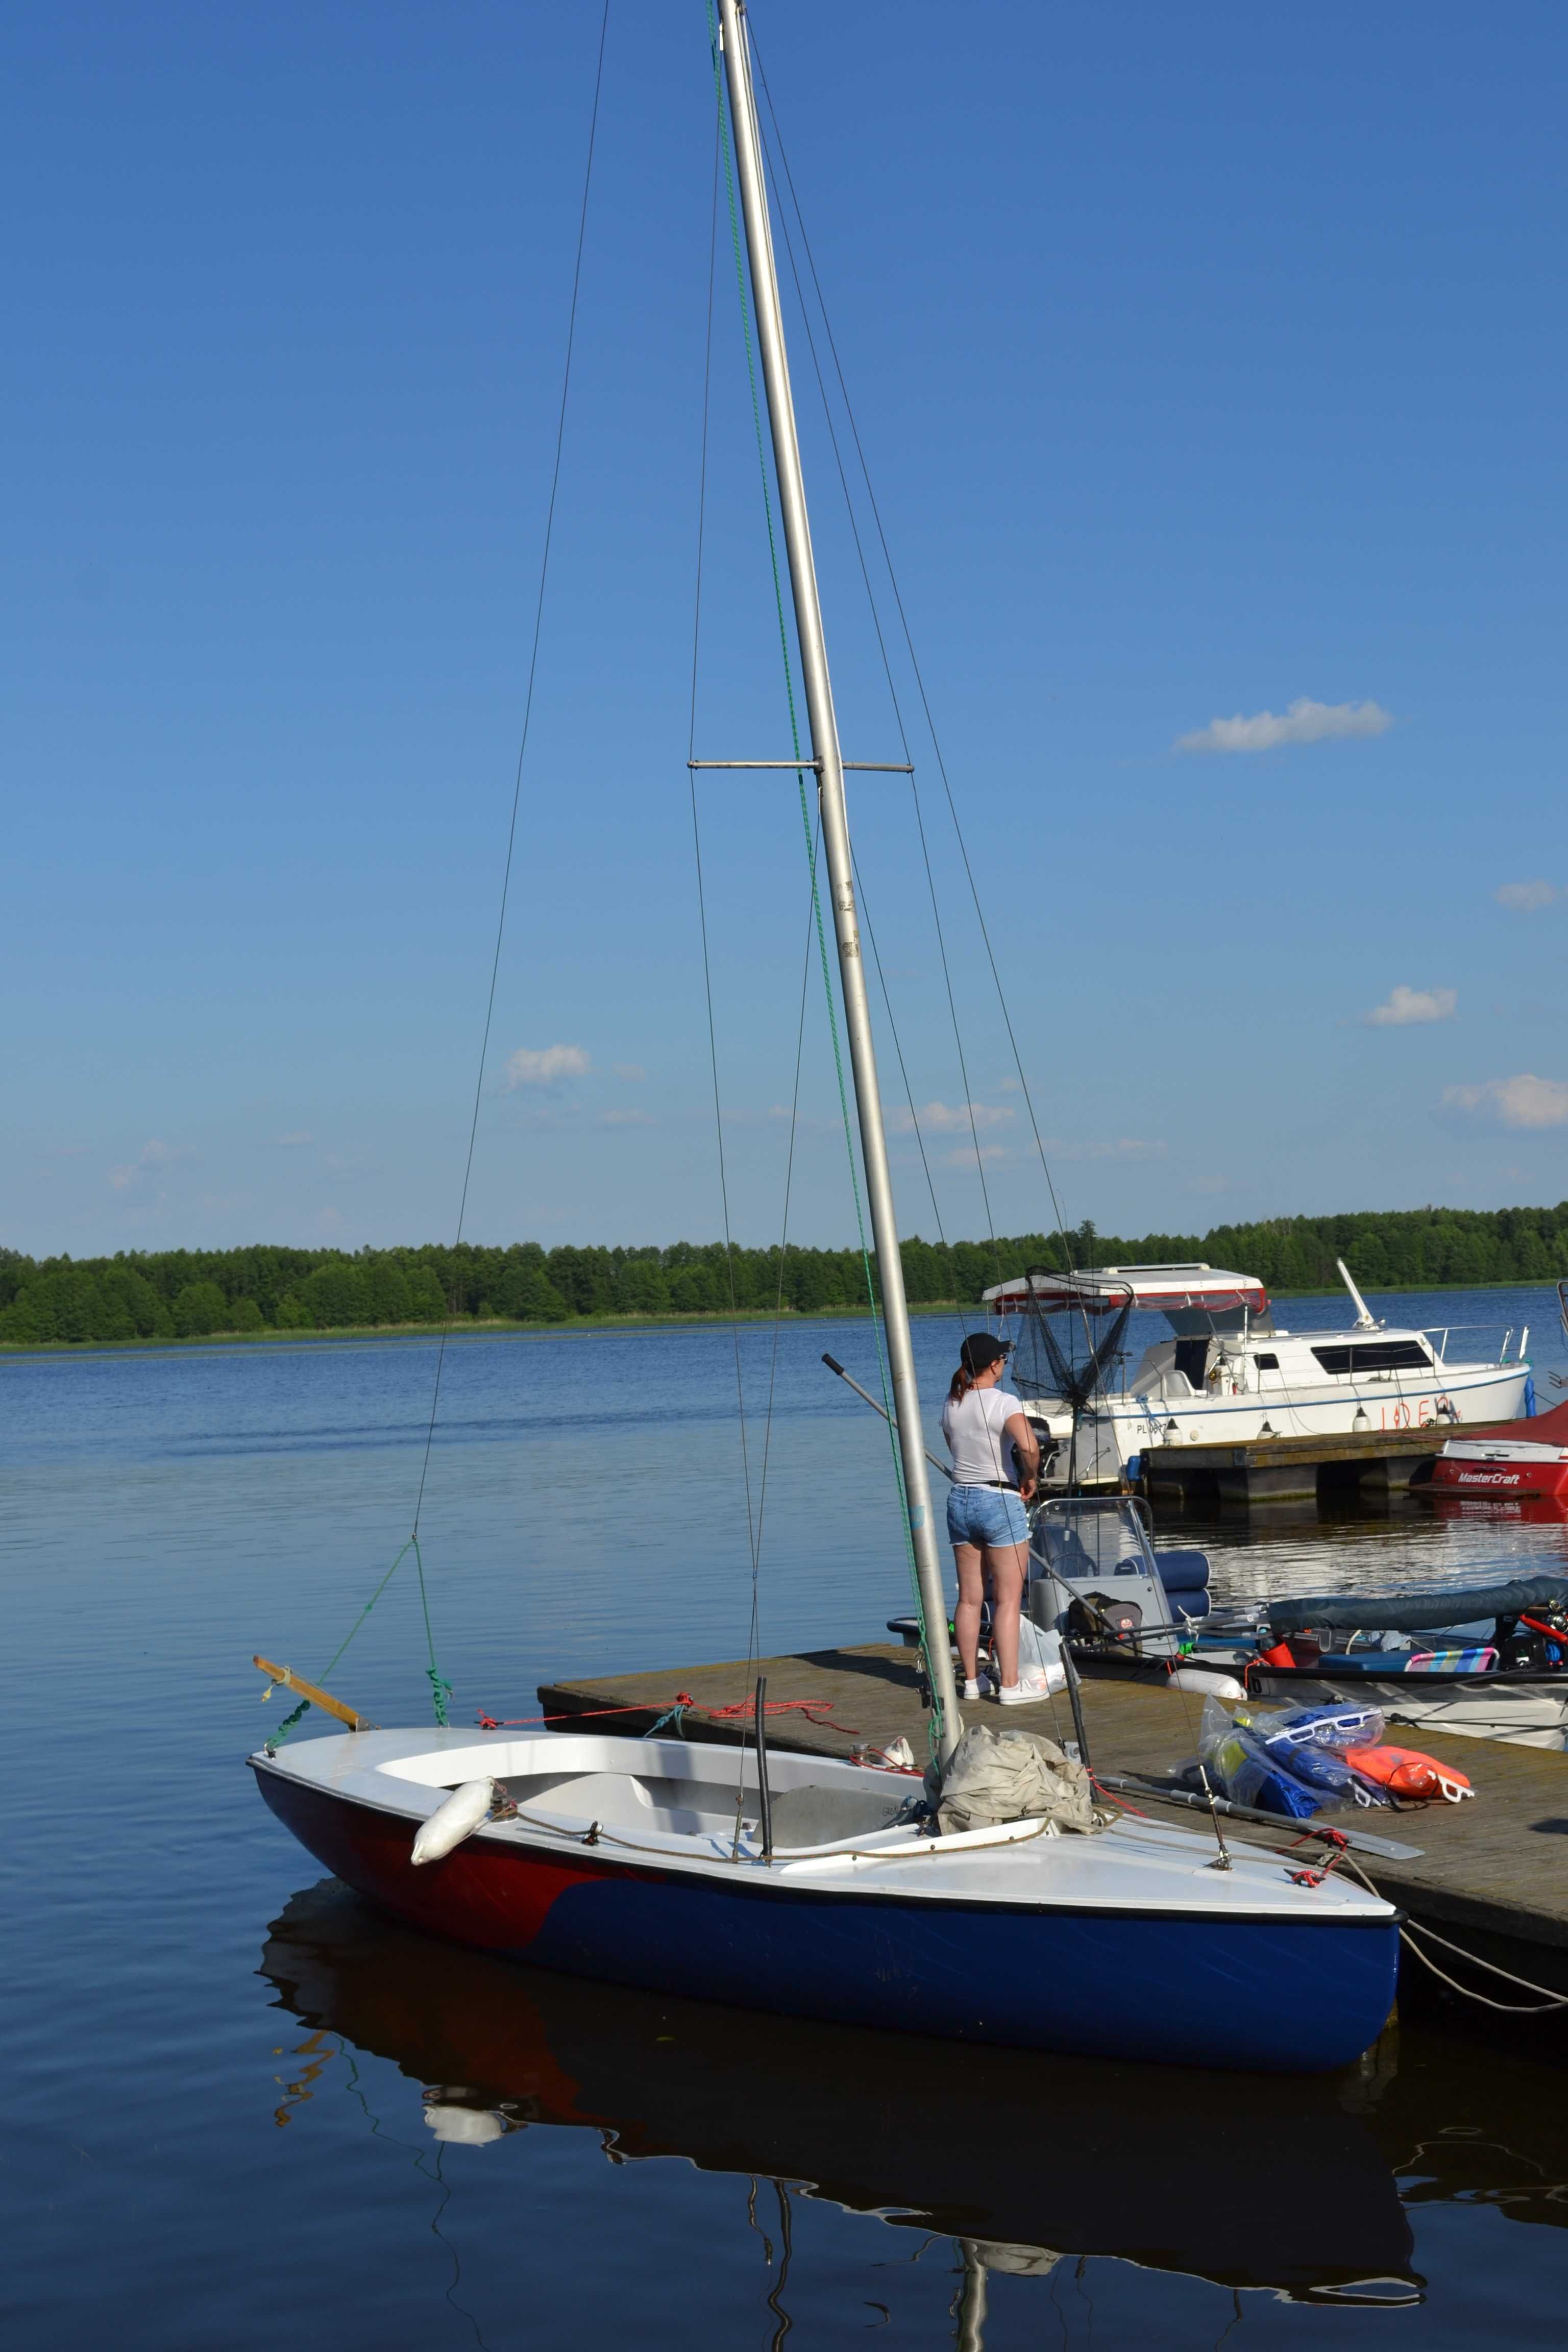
[{"xmin": 948, "ymin": 1362, "xmax": 976, "ymax": 1404}]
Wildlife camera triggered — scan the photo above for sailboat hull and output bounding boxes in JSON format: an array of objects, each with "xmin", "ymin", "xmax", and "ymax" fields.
[{"xmin": 253, "ymin": 1755, "xmax": 1396, "ymax": 2076}]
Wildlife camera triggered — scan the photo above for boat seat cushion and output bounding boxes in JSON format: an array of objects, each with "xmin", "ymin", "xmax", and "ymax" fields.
[{"xmin": 1154, "ymin": 1547, "xmax": 1210, "ymax": 1595}]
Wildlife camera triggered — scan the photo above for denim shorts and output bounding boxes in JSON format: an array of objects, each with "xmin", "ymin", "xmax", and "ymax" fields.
[{"xmin": 946, "ymin": 1483, "xmax": 1028, "ymax": 1550}]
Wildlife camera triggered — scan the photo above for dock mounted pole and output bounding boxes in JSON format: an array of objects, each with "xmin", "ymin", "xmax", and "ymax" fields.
[{"xmin": 717, "ymin": 0, "xmax": 961, "ymax": 1761}]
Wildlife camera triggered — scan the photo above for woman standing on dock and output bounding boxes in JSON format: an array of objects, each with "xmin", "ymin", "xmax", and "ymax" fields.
[{"xmin": 941, "ymin": 1333, "xmax": 1042, "ymax": 1704}]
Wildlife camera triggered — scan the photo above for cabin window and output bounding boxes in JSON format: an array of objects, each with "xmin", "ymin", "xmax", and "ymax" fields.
[
  {"xmin": 1254, "ymin": 1353, "xmax": 1280, "ymax": 1371},
  {"xmin": 1173, "ymin": 1338, "xmax": 1210, "ymax": 1388},
  {"xmin": 1310, "ymin": 1340, "xmax": 1432, "ymax": 1376}
]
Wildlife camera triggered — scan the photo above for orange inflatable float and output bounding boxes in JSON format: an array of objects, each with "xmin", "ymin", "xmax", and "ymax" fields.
[{"xmin": 1342, "ymin": 1743, "xmax": 1474, "ymax": 1803}]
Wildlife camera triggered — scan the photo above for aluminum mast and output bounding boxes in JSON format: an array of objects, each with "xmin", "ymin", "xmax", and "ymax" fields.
[{"xmin": 717, "ymin": 0, "xmax": 961, "ymax": 1759}]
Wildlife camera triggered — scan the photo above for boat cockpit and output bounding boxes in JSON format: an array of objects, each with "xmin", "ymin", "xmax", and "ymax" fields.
[{"xmin": 1026, "ymin": 1494, "xmax": 1211, "ymax": 1658}]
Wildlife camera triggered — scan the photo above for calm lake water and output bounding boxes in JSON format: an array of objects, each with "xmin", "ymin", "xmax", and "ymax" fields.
[{"xmin": 6, "ymin": 1284, "xmax": 1567, "ymax": 2347}]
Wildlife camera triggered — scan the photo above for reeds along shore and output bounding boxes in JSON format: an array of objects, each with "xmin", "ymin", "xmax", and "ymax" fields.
[{"xmin": 3, "ymin": 1203, "xmax": 1565, "ymax": 1345}]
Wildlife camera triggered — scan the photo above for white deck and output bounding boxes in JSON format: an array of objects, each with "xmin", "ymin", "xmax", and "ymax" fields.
[{"xmin": 255, "ymin": 1728, "xmax": 1396, "ymax": 1924}]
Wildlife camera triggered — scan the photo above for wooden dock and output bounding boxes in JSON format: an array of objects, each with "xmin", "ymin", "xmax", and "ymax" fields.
[
  {"xmin": 1142, "ymin": 1423, "xmax": 1475, "ymax": 1506},
  {"xmin": 539, "ymin": 1641, "xmax": 1568, "ymax": 1999}
]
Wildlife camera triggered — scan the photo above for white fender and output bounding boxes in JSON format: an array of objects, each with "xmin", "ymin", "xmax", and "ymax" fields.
[
  {"xmin": 1167, "ymin": 1667, "xmax": 1246, "ymax": 1701},
  {"xmin": 411, "ymin": 1778, "xmax": 496, "ymax": 1866}
]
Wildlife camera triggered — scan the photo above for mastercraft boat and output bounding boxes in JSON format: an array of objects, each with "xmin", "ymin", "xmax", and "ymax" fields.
[
  {"xmin": 1429, "ymin": 1396, "xmax": 1568, "ymax": 1504},
  {"xmin": 250, "ymin": 0, "xmax": 1398, "ymax": 2074},
  {"xmin": 987, "ymin": 1258, "xmax": 1531, "ymax": 1486}
]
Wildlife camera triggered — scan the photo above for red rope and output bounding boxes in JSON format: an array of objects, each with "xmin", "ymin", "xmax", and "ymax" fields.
[
  {"xmin": 472, "ymin": 1690, "xmax": 866, "ymax": 1736},
  {"xmin": 1090, "ymin": 1773, "xmax": 1155, "ymax": 1819},
  {"xmin": 474, "ymin": 1695, "xmax": 695, "ymax": 1731},
  {"xmin": 1279, "ymin": 1822, "xmax": 1349, "ymax": 1887},
  {"xmin": 705, "ymin": 1694, "xmax": 862, "ymax": 1734}
]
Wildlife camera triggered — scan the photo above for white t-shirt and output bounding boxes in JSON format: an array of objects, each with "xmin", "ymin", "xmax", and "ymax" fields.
[{"xmin": 941, "ymin": 1382, "xmax": 1027, "ymax": 1487}]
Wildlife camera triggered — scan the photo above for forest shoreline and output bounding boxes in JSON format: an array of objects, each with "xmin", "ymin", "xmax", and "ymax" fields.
[
  {"xmin": 6, "ymin": 1208, "xmax": 1566, "ymax": 1346},
  {"xmin": 0, "ymin": 1278, "xmax": 1554, "ymax": 1358}
]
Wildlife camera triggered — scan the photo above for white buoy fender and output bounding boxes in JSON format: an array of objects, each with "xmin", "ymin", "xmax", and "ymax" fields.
[
  {"xmin": 1167, "ymin": 1667, "xmax": 1246, "ymax": 1701},
  {"xmin": 411, "ymin": 1779, "xmax": 496, "ymax": 1866}
]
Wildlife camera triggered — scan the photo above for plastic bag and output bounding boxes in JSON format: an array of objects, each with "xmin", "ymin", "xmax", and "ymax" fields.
[
  {"xmin": 1246, "ymin": 1703, "xmax": 1391, "ymax": 1804},
  {"xmin": 1015, "ymin": 1616, "xmax": 1067, "ymax": 1695},
  {"xmin": 1196, "ymin": 1698, "xmax": 1322, "ymax": 1819},
  {"xmin": 1252, "ymin": 1701, "xmax": 1386, "ymax": 1752}
]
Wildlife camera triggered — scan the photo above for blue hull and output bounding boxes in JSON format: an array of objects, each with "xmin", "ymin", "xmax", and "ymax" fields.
[
  {"xmin": 257, "ymin": 1767, "xmax": 1399, "ymax": 2074},
  {"xmin": 524, "ymin": 1873, "xmax": 1396, "ymax": 2074}
]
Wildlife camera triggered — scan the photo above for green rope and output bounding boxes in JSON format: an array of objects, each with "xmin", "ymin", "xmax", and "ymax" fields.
[
  {"xmin": 707, "ymin": 8, "xmax": 943, "ymax": 1758},
  {"xmin": 411, "ymin": 1536, "xmax": 451, "ymax": 1726},
  {"xmin": 266, "ymin": 1534, "xmax": 448, "ymax": 1745},
  {"xmin": 642, "ymin": 1699, "xmax": 690, "ymax": 1739}
]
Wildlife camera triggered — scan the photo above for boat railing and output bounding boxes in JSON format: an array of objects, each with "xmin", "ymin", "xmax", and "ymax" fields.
[{"xmin": 1422, "ymin": 1324, "xmax": 1528, "ymax": 1366}]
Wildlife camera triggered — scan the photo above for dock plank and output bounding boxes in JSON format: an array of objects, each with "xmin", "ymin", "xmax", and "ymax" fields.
[{"xmin": 537, "ymin": 1644, "xmax": 1568, "ymax": 1980}]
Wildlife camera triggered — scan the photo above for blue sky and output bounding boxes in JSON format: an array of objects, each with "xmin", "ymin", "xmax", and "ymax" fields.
[{"xmin": 6, "ymin": 0, "xmax": 1566, "ymax": 1260}]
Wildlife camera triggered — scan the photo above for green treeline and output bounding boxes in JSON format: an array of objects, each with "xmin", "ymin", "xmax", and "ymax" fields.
[{"xmin": 2, "ymin": 1203, "xmax": 1566, "ymax": 1345}]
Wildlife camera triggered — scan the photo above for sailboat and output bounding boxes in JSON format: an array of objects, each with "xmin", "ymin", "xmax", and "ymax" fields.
[{"xmin": 250, "ymin": 0, "xmax": 1398, "ymax": 2074}]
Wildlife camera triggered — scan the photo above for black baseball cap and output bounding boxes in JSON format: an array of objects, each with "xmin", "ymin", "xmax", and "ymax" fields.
[{"xmin": 959, "ymin": 1332, "xmax": 1010, "ymax": 1372}]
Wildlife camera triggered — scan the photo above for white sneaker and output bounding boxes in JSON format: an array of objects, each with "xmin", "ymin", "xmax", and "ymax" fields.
[
  {"xmin": 996, "ymin": 1680, "xmax": 1049, "ymax": 1705},
  {"xmin": 963, "ymin": 1675, "xmax": 992, "ymax": 1701}
]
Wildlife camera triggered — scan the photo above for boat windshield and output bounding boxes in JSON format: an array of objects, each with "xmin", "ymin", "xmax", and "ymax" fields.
[{"xmin": 1031, "ymin": 1495, "xmax": 1155, "ymax": 1581}]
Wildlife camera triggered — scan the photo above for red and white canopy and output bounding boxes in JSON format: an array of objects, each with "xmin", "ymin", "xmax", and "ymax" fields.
[{"xmin": 983, "ymin": 1263, "xmax": 1270, "ymax": 1321}]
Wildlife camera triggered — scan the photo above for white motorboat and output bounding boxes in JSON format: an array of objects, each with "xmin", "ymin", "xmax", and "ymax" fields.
[{"xmin": 986, "ymin": 1258, "xmax": 1530, "ymax": 1486}]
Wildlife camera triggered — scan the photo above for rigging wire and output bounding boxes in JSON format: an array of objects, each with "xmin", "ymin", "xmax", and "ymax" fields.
[
  {"xmin": 724, "ymin": 830, "xmax": 826, "ymax": 1856},
  {"xmin": 271, "ymin": 1, "xmax": 611, "ymax": 1742},
  {"xmin": 410, "ymin": 0, "xmax": 611, "ymax": 1547},
  {"xmin": 689, "ymin": 41, "xmax": 825, "ymax": 1783},
  {"xmin": 748, "ymin": 825, "xmax": 826, "ymax": 1655},
  {"xmin": 402, "ymin": 0, "xmax": 611, "ymax": 1720},
  {"xmin": 706, "ymin": 1, "xmax": 940, "ymax": 1755},
  {"xmin": 852, "ymin": 847, "xmax": 972, "ymax": 1350},
  {"xmin": 689, "ymin": 94, "xmax": 762, "ymax": 1595},
  {"xmin": 752, "ymin": 101, "xmax": 1005, "ymax": 1294},
  {"xmin": 749, "ymin": 31, "xmax": 1077, "ymax": 1273}
]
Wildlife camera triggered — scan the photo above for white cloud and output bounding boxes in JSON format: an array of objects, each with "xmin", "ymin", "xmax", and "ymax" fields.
[
  {"xmin": 612, "ymin": 1062, "xmax": 646, "ymax": 1082},
  {"xmin": 109, "ymin": 1138, "xmax": 189, "ymax": 1190},
  {"xmin": 1175, "ymin": 697, "xmax": 1393, "ymax": 756},
  {"xmin": 273, "ymin": 1130, "xmax": 314, "ymax": 1147},
  {"xmin": 1362, "ymin": 985, "xmax": 1457, "ymax": 1027},
  {"xmin": 1494, "ymin": 880, "xmax": 1562, "ymax": 913},
  {"xmin": 503, "ymin": 1044, "xmax": 591, "ymax": 1088},
  {"xmin": 892, "ymin": 1100, "xmax": 1015, "ymax": 1135},
  {"xmin": 944, "ymin": 1144, "xmax": 1008, "ymax": 1166},
  {"xmin": 1441, "ymin": 1074, "xmax": 1568, "ymax": 1130},
  {"xmin": 1039, "ymin": 1135, "xmax": 1167, "ymax": 1162}
]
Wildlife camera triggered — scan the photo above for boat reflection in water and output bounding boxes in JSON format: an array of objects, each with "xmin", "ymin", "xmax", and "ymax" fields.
[
  {"xmin": 1428, "ymin": 1492, "xmax": 1568, "ymax": 1532},
  {"xmin": 259, "ymin": 1879, "xmax": 1422, "ymax": 2307}
]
